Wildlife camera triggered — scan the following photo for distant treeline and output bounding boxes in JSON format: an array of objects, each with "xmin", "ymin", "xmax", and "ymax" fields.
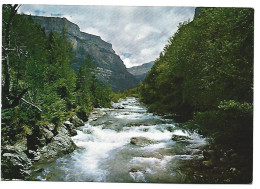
[
  {"xmin": 2, "ymin": 5, "xmax": 112, "ymax": 145},
  {"xmin": 140, "ymin": 8, "xmax": 253, "ymax": 182}
]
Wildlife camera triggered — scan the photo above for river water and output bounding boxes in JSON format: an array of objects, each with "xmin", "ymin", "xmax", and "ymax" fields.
[{"xmin": 30, "ymin": 97, "xmax": 207, "ymax": 182}]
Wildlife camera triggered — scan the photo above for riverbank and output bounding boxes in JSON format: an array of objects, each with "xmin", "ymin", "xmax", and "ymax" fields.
[{"xmin": 1, "ymin": 114, "xmax": 86, "ymax": 180}]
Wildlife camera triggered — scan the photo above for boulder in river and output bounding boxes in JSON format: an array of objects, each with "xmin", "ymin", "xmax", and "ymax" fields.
[
  {"xmin": 92, "ymin": 117, "xmax": 98, "ymax": 121},
  {"xmin": 130, "ymin": 137, "xmax": 154, "ymax": 146},
  {"xmin": 171, "ymin": 134, "xmax": 191, "ymax": 141},
  {"xmin": 39, "ymin": 124, "xmax": 77, "ymax": 160},
  {"xmin": 70, "ymin": 115, "xmax": 84, "ymax": 127},
  {"xmin": 114, "ymin": 105, "xmax": 125, "ymax": 109}
]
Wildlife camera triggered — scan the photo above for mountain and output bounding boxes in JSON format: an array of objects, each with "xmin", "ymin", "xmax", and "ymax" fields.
[
  {"xmin": 27, "ymin": 15, "xmax": 138, "ymax": 91},
  {"xmin": 127, "ymin": 61, "xmax": 155, "ymax": 81}
]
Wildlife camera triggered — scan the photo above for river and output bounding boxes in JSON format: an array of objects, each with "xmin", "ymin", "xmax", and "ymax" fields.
[{"xmin": 29, "ymin": 97, "xmax": 207, "ymax": 182}]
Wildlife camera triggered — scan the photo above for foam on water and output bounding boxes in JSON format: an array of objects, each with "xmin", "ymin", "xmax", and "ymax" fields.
[
  {"xmin": 31, "ymin": 97, "xmax": 207, "ymax": 182},
  {"xmin": 70, "ymin": 123, "xmax": 175, "ymax": 174}
]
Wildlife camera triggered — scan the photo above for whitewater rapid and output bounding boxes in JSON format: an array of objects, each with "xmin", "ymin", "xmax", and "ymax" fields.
[{"xmin": 30, "ymin": 97, "xmax": 207, "ymax": 182}]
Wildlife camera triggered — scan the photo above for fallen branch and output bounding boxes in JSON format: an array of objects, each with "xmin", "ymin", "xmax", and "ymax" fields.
[{"xmin": 21, "ymin": 98, "xmax": 42, "ymax": 112}]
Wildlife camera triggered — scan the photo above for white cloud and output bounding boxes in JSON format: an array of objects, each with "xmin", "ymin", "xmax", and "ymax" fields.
[
  {"xmin": 19, "ymin": 5, "xmax": 195, "ymax": 67},
  {"xmin": 82, "ymin": 27, "xmax": 102, "ymax": 37}
]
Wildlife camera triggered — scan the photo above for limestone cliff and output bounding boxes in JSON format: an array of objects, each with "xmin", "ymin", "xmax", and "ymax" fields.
[{"xmin": 27, "ymin": 15, "xmax": 138, "ymax": 91}]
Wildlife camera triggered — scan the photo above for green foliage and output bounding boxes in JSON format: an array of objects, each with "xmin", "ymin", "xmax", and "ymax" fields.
[
  {"xmin": 1, "ymin": 5, "xmax": 113, "ymax": 144},
  {"xmin": 75, "ymin": 55, "xmax": 112, "ymax": 114},
  {"xmin": 140, "ymin": 7, "xmax": 253, "ymax": 162},
  {"xmin": 111, "ymin": 85, "xmax": 141, "ymax": 103},
  {"xmin": 218, "ymin": 100, "xmax": 253, "ymax": 114},
  {"xmin": 141, "ymin": 8, "xmax": 253, "ymax": 115}
]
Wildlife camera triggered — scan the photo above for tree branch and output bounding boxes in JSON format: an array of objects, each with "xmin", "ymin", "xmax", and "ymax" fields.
[{"xmin": 21, "ymin": 98, "xmax": 42, "ymax": 112}]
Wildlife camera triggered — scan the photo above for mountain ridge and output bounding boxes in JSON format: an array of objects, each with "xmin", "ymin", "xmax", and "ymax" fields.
[
  {"xmin": 26, "ymin": 15, "xmax": 138, "ymax": 91},
  {"xmin": 127, "ymin": 61, "xmax": 155, "ymax": 81}
]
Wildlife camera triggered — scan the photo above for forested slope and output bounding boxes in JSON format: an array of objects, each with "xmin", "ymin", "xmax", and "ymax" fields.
[
  {"xmin": 140, "ymin": 8, "xmax": 253, "ymax": 183},
  {"xmin": 2, "ymin": 4, "xmax": 112, "ymax": 151}
]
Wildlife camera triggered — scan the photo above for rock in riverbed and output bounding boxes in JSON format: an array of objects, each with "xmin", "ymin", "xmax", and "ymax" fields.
[
  {"xmin": 171, "ymin": 134, "xmax": 190, "ymax": 141},
  {"xmin": 130, "ymin": 137, "xmax": 154, "ymax": 146},
  {"xmin": 70, "ymin": 115, "xmax": 84, "ymax": 127},
  {"xmin": 39, "ymin": 124, "xmax": 77, "ymax": 160},
  {"xmin": 114, "ymin": 105, "xmax": 125, "ymax": 109}
]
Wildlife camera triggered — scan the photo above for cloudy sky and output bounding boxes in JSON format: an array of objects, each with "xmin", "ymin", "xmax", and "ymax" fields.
[{"xmin": 19, "ymin": 5, "xmax": 195, "ymax": 68}]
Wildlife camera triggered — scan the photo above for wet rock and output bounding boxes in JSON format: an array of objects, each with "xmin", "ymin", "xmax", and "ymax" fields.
[
  {"xmin": 92, "ymin": 118, "xmax": 98, "ymax": 121},
  {"xmin": 142, "ymin": 128, "xmax": 149, "ymax": 132},
  {"xmin": 104, "ymin": 120, "xmax": 114, "ymax": 125},
  {"xmin": 166, "ymin": 126, "xmax": 174, "ymax": 132},
  {"xmin": 69, "ymin": 115, "xmax": 84, "ymax": 127},
  {"xmin": 82, "ymin": 127, "xmax": 93, "ymax": 134},
  {"xmin": 130, "ymin": 137, "xmax": 154, "ymax": 146},
  {"xmin": 86, "ymin": 129, "xmax": 93, "ymax": 134},
  {"xmin": 102, "ymin": 122, "xmax": 122, "ymax": 131},
  {"xmin": 140, "ymin": 152, "xmax": 163, "ymax": 159},
  {"xmin": 115, "ymin": 105, "xmax": 124, "ymax": 109},
  {"xmin": 42, "ymin": 128, "xmax": 54, "ymax": 140},
  {"xmin": 129, "ymin": 168, "xmax": 138, "ymax": 172},
  {"xmin": 1, "ymin": 145, "xmax": 32, "ymax": 180},
  {"xmin": 28, "ymin": 150, "xmax": 41, "ymax": 162},
  {"xmin": 45, "ymin": 124, "xmax": 55, "ymax": 131},
  {"xmin": 126, "ymin": 122, "xmax": 143, "ymax": 127},
  {"xmin": 100, "ymin": 111, "xmax": 107, "ymax": 116},
  {"xmin": 64, "ymin": 121, "xmax": 77, "ymax": 137},
  {"xmin": 64, "ymin": 121, "xmax": 73, "ymax": 128},
  {"xmin": 39, "ymin": 125, "xmax": 77, "ymax": 160},
  {"xmin": 171, "ymin": 134, "xmax": 190, "ymax": 141}
]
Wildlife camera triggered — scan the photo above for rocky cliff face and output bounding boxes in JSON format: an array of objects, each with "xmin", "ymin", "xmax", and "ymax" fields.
[
  {"xmin": 127, "ymin": 61, "xmax": 155, "ymax": 81},
  {"xmin": 28, "ymin": 15, "xmax": 138, "ymax": 91}
]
